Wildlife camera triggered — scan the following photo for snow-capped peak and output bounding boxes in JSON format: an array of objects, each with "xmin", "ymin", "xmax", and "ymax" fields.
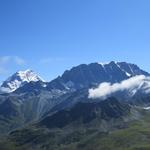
[
  {"xmin": 15, "ymin": 69, "xmax": 45, "ymax": 83},
  {"xmin": 98, "ymin": 61, "xmax": 137, "ymax": 77},
  {"xmin": 0, "ymin": 69, "xmax": 45, "ymax": 93},
  {"xmin": 98, "ymin": 61, "xmax": 117, "ymax": 66}
]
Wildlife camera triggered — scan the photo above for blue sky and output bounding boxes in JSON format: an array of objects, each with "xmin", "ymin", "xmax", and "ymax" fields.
[{"xmin": 0, "ymin": 0, "xmax": 150, "ymax": 82}]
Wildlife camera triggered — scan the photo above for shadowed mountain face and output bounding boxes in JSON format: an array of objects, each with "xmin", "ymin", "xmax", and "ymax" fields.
[
  {"xmin": 0, "ymin": 61, "xmax": 148, "ymax": 94},
  {"xmin": 3, "ymin": 110, "xmax": 150, "ymax": 150},
  {"xmin": 0, "ymin": 97, "xmax": 132, "ymax": 150},
  {"xmin": 0, "ymin": 90, "xmax": 67, "ymax": 135},
  {"xmin": 39, "ymin": 97, "xmax": 130, "ymax": 129},
  {"xmin": 14, "ymin": 81, "xmax": 47, "ymax": 94},
  {"xmin": 47, "ymin": 61, "xmax": 150, "ymax": 90}
]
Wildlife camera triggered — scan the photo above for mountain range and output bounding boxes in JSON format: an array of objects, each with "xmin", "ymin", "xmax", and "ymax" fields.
[
  {"xmin": 1, "ymin": 61, "xmax": 149, "ymax": 93},
  {"xmin": 0, "ymin": 61, "xmax": 150, "ymax": 150}
]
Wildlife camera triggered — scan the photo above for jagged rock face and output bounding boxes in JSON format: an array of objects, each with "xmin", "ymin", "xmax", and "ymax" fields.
[
  {"xmin": 0, "ymin": 69, "xmax": 45, "ymax": 93},
  {"xmin": 4, "ymin": 97, "xmax": 132, "ymax": 150},
  {"xmin": 14, "ymin": 81, "xmax": 47, "ymax": 94},
  {"xmin": 1, "ymin": 61, "xmax": 149, "ymax": 93},
  {"xmin": 39, "ymin": 97, "xmax": 130, "ymax": 129},
  {"xmin": 0, "ymin": 89, "xmax": 67, "ymax": 135},
  {"xmin": 47, "ymin": 61, "xmax": 150, "ymax": 90}
]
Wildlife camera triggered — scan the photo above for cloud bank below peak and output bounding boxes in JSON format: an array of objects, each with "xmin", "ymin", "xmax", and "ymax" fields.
[{"xmin": 88, "ymin": 75, "xmax": 150, "ymax": 99}]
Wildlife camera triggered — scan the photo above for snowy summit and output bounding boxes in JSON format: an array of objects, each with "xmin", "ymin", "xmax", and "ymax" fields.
[{"xmin": 0, "ymin": 69, "xmax": 45, "ymax": 93}]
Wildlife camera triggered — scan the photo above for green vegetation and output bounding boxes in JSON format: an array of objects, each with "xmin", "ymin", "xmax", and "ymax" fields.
[
  {"xmin": 1, "ymin": 115, "xmax": 150, "ymax": 150},
  {"xmin": 0, "ymin": 98, "xmax": 150, "ymax": 150}
]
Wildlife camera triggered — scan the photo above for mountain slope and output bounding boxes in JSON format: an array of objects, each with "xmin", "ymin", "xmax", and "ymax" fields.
[
  {"xmin": 0, "ymin": 89, "xmax": 67, "ymax": 135},
  {"xmin": 0, "ymin": 69, "xmax": 45, "ymax": 93},
  {"xmin": 1, "ymin": 98, "xmax": 150, "ymax": 150},
  {"xmin": 2, "ymin": 116, "xmax": 150, "ymax": 150},
  {"xmin": 39, "ymin": 97, "xmax": 130, "ymax": 129},
  {"xmin": 0, "ymin": 97, "xmax": 132, "ymax": 150},
  {"xmin": 47, "ymin": 61, "xmax": 150, "ymax": 90}
]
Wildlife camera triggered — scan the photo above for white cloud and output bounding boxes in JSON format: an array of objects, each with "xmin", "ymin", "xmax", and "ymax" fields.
[
  {"xmin": 0, "ymin": 56, "xmax": 26, "ymax": 75},
  {"xmin": 0, "ymin": 56, "xmax": 11, "ymax": 64},
  {"xmin": 0, "ymin": 56, "xmax": 26, "ymax": 65},
  {"xmin": 88, "ymin": 75, "xmax": 148, "ymax": 99},
  {"xmin": 13, "ymin": 56, "xmax": 26, "ymax": 65}
]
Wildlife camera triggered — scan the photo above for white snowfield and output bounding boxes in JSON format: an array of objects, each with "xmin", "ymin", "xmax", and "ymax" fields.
[{"xmin": 0, "ymin": 69, "xmax": 45, "ymax": 93}]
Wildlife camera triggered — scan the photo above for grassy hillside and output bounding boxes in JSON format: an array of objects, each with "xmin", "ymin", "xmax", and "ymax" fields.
[
  {"xmin": 1, "ymin": 98, "xmax": 150, "ymax": 150},
  {"xmin": 0, "ymin": 111, "xmax": 150, "ymax": 150},
  {"xmin": 1, "ymin": 118, "xmax": 150, "ymax": 150}
]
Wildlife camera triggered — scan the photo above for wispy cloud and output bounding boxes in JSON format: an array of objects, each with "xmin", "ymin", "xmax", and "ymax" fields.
[
  {"xmin": 0, "ymin": 56, "xmax": 26, "ymax": 75},
  {"xmin": 0, "ymin": 56, "xmax": 26, "ymax": 65},
  {"xmin": 13, "ymin": 56, "xmax": 26, "ymax": 65},
  {"xmin": 0, "ymin": 56, "xmax": 11, "ymax": 64},
  {"xmin": 88, "ymin": 75, "xmax": 147, "ymax": 99}
]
